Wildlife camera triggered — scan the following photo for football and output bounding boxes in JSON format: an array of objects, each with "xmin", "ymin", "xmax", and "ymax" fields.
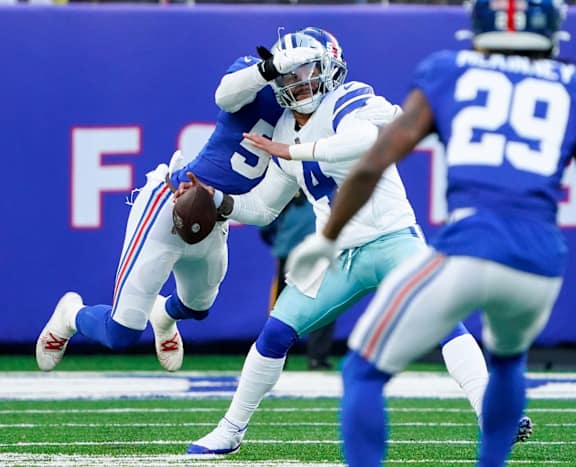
[{"xmin": 172, "ymin": 185, "xmax": 217, "ymax": 245}]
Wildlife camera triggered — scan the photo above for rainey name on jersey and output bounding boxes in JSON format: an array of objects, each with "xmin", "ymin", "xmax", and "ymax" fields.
[{"xmin": 456, "ymin": 50, "xmax": 576, "ymax": 84}]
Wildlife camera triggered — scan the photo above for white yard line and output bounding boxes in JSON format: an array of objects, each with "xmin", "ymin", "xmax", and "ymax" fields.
[
  {"xmin": 0, "ymin": 439, "xmax": 574, "ymax": 447},
  {"xmin": 1, "ymin": 421, "xmax": 575, "ymax": 428},
  {"xmin": 1, "ymin": 371, "xmax": 575, "ymax": 400},
  {"xmin": 1, "ymin": 406, "xmax": 576, "ymax": 415},
  {"xmin": 0, "ymin": 454, "xmax": 573, "ymax": 467},
  {"xmin": 0, "ymin": 455, "xmax": 343, "ymax": 467}
]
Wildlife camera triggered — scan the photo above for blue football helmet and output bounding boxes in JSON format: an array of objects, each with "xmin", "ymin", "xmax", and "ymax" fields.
[
  {"xmin": 270, "ymin": 27, "xmax": 348, "ymax": 114},
  {"xmin": 471, "ymin": 0, "xmax": 566, "ymax": 52}
]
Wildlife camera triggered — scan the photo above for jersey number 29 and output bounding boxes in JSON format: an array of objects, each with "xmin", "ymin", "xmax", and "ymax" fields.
[{"xmin": 447, "ymin": 68, "xmax": 569, "ymax": 176}]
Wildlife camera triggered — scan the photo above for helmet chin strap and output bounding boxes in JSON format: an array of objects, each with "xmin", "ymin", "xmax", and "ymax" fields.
[{"xmin": 292, "ymin": 94, "xmax": 323, "ymax": 115}]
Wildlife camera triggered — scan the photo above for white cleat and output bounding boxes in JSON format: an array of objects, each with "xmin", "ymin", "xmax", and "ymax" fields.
[
  {"xmin": 35, "ymin": 292, "xmax": 83, "ymax": 371},
  {"xmin": 186, "ymin": 417, "xmax": 247, "ymax": 458},
  {"xmin": 150, "ymin": 296, "xmax": 183, "ymax": 372}
]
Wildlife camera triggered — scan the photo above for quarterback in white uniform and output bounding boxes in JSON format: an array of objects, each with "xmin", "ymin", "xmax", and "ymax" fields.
[
  {"xmin": 184, "ymin": 27, "xmax": 508, "ymax": 458},
  {"xmin": 267, "ymin": 82, "xmax": 415, "ymax": 251}
]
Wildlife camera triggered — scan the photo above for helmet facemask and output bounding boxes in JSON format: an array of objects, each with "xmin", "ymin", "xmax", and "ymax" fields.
[
  {"xmin": 273, "ymin": 55, "xmax": 336, "ymax": 114},
  {"xmin": 270, "ymin": 30, "xmax": 348, "ymax": 114}
]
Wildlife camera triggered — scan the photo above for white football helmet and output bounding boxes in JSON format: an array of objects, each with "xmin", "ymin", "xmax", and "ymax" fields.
[{"xmin": 270, "ymin": 27, "xmax": 348, "ymax": 114}]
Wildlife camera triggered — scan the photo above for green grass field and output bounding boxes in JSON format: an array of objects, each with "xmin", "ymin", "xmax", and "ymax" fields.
[{"xmin": 1, "ymin": 355, "xmax": 574, "ymax": 466}]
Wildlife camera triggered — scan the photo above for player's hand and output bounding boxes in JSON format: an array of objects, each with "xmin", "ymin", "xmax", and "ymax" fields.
[
  {"xmin": 256, "ymin": 46, "xmax": 322, "ymax": 80},
  {"xmin": 286, "ymin": 234, "xmax": 337, "ymax": 293},
  {"xmin": 243, "ymin": 132, "xmax": 291, "ymax": 160},
  {"xmin": 174, "ymin": 172, "xmax": 215, "ymax": 200},
  {"xmin": 272, "ymin": 47, "xmax": 323, "ymax": 74}
]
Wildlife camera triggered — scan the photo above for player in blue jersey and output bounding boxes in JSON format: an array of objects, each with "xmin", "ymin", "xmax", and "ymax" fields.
[
  {"xmin": 184, "ymin": 27, "xmax": 528, "ymax": 458},
  {"xmin": 35, "ymin": 44, "xmax": 320, "ymax": 372},
  {"xmin": 287, "ymin": 2, "xmax": 574, "ymax": 465}
]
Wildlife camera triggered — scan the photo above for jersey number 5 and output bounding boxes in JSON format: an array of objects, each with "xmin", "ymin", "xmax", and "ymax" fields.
[
  {"xmin": 447, "ymin": 68, "xmax": 569, "ymax": 176},
  {"xmin": 231, "ymin": 119, "xmax": 274, "ymax": 179}
]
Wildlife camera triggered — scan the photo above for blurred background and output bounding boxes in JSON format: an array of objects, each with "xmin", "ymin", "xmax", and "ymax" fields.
[{"xmin": 1, "ymin": 1, "xmax": 575, "ymax": 369}]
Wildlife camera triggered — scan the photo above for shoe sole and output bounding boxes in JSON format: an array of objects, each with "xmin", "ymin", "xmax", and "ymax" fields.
[{"xmin": 186, "ymin": 446, "xmax": 240, "ymax": 459}]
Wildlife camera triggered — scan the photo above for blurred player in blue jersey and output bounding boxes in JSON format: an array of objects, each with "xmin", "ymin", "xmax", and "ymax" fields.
[
  {"xmin": 287, "ymin": 2, "xmax": 574, "ymax": 465},
  {"xmin": 184, "ymin": 27, "xmax": 528, "ymax": 458},
  {"xmin": 35, "ymin": 43, "xmax": 320, "ymax": 372}
]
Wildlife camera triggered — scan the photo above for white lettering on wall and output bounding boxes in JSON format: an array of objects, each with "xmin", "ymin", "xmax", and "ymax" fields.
[
  {"xmin": 70, "ymin": 124, "xmax": 575, "ymax": 230},
  {"xmin": 178, "ymin": 123, "xmax": 214, "ymax": 164},
  {"xmin": 422, "ymin": 134, "xmax": 576, "ymax": 227},
  {"xmin": 414, "ymin": 135, "xmax": 448, "ymax": 226},
  {"xmin": 71, "ymin": 126, "xmax": 141, "ymax": 229}
]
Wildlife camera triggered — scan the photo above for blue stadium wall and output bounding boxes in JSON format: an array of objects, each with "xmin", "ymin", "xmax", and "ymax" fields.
[{"xmin": 2, "ymin": 5, "xmax": 576, "ymax": 347}]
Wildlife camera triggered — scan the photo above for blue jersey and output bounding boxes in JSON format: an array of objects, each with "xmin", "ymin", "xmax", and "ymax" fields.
[
  {"xmin": 413, "ymin": 50, "xmax": 576, "ymax": 276},
  {"xmin": 170, "ymin": 56, "xmax": 283, "ymax": 194}
]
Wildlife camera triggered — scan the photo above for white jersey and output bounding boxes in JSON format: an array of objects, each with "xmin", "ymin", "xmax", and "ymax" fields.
[
  {"xmin": 275, "ymin": 82, "xmax": 416, "ymax": 250},
  {"xmin": 230, "ymin": 81, "xmax": 417, "ymax": 250}
]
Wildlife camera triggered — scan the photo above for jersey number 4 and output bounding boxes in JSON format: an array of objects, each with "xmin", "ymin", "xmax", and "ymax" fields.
[
  {"xmin": 447, "ymin": 68, "xmax": 570, "ymax": 176},
  {"xmin": 302, "ymin": 161, "xmax": 337, "ymax": 202}
]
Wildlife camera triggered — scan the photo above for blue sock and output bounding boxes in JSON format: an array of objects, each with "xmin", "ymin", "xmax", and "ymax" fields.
[
  {"xmin": 478, "ymin": 352, "xmax": 527, "ymax": 467},
  {"xmin": 165, "ymin": 292, "xmax": 209, "ymax": 320},
  {"xmin": 341, "ymin": 350, "xmax": 392, "ymax": 467},
  {"xmin": 255, "ymin": 317, "xmax": 299, "ymax": 358},
  {"xmin": 76, "ymin": 305, "xmax": 142, "ymax": 350}
]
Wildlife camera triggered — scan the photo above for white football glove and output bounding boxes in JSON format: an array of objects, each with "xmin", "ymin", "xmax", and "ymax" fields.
[
  {"xmin": 286, "ymin": 233, "xmax": 337, "ymax": 295},
  {"xmin": 273, "ymin": 47, "xmax": 323, "ymax": 75}
]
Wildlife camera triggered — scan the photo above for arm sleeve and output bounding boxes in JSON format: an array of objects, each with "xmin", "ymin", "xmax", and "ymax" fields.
[
  {"xmin": 288, "ymin": 94, "xmax": 403, "ymax": 162},
  {"xmin": 214, "ymin": 64, "xmax": 269, "ymax": 113},
  {"xmin": 288, "ymin": 116, "xmax": 379, "ymax": 163},
  {"xmin": 230, "ymin": 162, "xmax": 300, "ymax": 226}
]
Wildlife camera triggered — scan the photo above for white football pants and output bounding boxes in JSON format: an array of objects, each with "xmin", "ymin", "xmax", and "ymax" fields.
[
  {"xmin": 111, "ymin": 164, "xmax": 228, "ymax": 330},
  {"xmin": 349, "ymin": 247, "xmax": 563, "ymax": 374}
]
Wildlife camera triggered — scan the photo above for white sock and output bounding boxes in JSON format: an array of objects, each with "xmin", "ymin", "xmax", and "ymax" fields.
[
  {"xmin": 66, "ymin": 307, "xmax": 79, "ymax": 334},
  {"xmin": 152, "ymin": 295, "xmax": 176, "ymax": 330},
  {"xmin": 225, "ymin": 344, "xmax": 286, "ymax": 428},
  {"xmin": 441, "ymin": 333, "xmax": 488, "ymax": 418},
  {"xmin": 62, "ymin": 297, "xmax": 82, "ymax": 335}
]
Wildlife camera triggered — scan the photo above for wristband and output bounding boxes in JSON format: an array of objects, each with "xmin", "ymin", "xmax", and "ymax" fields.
[{"xmin": 288, "ymin": 142, "xmax": 316, "ymax": 161}]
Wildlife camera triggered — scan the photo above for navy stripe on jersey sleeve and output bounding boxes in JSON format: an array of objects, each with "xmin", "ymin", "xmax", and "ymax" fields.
[
  {"xmin": 332, "ymin": 86, "xmax": 374, "ymax": 131},
  {"xmin": 332, "ymin": 95, "xmax": 371, "ymax": 131},
  {"xmin": 334, "ymin": 87, "xmax": 373, "ymax": 111}
]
